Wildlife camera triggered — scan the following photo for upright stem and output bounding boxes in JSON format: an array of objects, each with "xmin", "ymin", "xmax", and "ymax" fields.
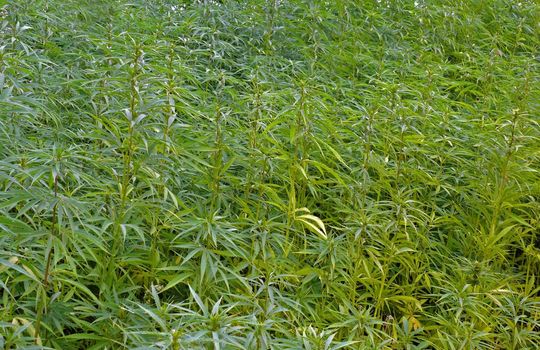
[
  {"xmin": 489, "ymin": 109, "xmax": 520, "ymax": 238},
  {"xmin": 210, "ymin": 102, "xmax": 223, "ymax": 213},
  {"xmin": 119, "ymin": 44, "xmax": 142, "ymax": 223},
  {"xmin": 36, "ymin": 170, "xmax": 59, "ymax": 343},
  {"xmin": 163, "ymin": 43, "xmax": 176, "ymax": 151},
  {"xmin": 286, "ymin": 82, "xmax": 311, "ymax": 253},
  {"xmin": 244, "ymin": 75, "xmax": 262, "ymax": 207},
  {"xmin": 43, "ymin": 174, "xmax": 58, "ymax": 287},
  {"xmin": 108, "ymin": 44, "xmax": 143, "ymax": 286}
]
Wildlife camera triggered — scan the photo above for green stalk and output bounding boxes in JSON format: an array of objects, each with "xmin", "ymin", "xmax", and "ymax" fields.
[
  {"xmin": 35, "ymin": 168, "xmax": 59, "ymax": 344},
  {"xmin": 108, "ymin": 43, "xmax": 143, "ymax": 286},
  {"xmin": 210, "ymin": 102, "xmax": 223, "ymax": 213}
]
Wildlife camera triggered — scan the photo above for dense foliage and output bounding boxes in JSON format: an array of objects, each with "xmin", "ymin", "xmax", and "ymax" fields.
[{"xmin": 0, "ymin": 0, "xmax": 539, "ymax": 348}]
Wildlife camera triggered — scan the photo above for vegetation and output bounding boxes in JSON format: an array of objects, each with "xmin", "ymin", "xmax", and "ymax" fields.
[{"xmin": 0, "ymin": 0, "xmax": 539, "ymax": 348}]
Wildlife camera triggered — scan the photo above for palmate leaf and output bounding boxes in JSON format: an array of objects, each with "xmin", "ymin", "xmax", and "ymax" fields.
[
  {"xmin": 294, "ymin": 207, "xmax": 327, "ymax": 240},
  {"xmin": 0, "ymin": 258, "xmax": 39, "ymax": 283},
  {"xmin": 0, "ymin": 214, "xmax": 34, "ymax": 234},
  {"xmin": 188, "ymin": 284, "xmax": 208, "ymax": 315},
  {"xmin": 0, "ymin": 0, "xmax": 539, "ymax": 348}
]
